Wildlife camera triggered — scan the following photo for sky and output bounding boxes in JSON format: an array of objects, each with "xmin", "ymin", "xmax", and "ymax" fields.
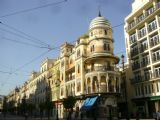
[{"xmin": 0, "ymin": 0, "xmax": 133, "ymax": 95}]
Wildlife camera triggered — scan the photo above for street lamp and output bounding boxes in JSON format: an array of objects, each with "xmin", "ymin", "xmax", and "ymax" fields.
[{"xmin": 121, "ymin": 55, "xmax": 130, "ymax": 120}]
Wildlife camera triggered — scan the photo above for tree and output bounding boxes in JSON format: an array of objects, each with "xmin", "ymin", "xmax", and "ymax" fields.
[
  {"xmin": 2, "ymin": 97, "xmax": 7, "ymax": 117},
  {"xmin": 45, "ymin": 101, "xmax": 54, "ymax": 120},
  {"xmin": 39, "ymin": 102, "xmax": 45, "ymax": 120},
  {"xmin": 27, "ymin": 103, "xmax": 35, "ymax": 117},
  {"xmin": 63, "ymin": 96, "xmax": 76, "ymax": 120}
]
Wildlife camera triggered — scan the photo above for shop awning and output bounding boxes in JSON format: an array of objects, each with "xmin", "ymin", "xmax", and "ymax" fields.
[
  {"xmin": 80, "ymin": 96, "xmax": 98, "ymax": 111},
  {"xmin": 150, "ymin": 96, "xmax": 160, "ymax": 101}
]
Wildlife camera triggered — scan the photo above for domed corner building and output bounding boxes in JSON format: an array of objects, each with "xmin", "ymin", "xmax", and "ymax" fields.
[
  {"xmin": 58, "ymin": 12, "xmax": 121, "ymax": 119},
  {"xmin": 80, "ymin": 13, "xmax": 121, "ymax": 119}
]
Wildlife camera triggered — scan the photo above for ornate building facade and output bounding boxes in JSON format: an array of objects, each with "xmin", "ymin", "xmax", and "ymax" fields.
[{"xmin": 6, "ymin": 13, "xmax": 121, "ymax": 119}]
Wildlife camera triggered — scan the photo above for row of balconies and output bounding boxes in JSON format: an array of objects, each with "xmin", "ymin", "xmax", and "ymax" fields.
[
  {"xmin": 132, "ymin": 59, "xmax": 149, "ymax": 71},
  {"xmin": 152, "ymin": 55, "xmax": 160, "ymax": 62},
  {"xmin": 86, "ymin": 66, "xmax": 116, "ymax": 73},
  {"xmin": 130, "ymin": 35, "xmax": 159, "ymax": 47},
  {"xmin": 66, "ymin": 75, "xmax": 75, "ymax": 82},
  {"xmin": 127, "ymin": 2, "xmax": 160, "ymax": 31},
  {"xmin": 131, "ymin": 71, "xmax": 160, "ymax": 84},
  {"xmin": 131, "ymin": 46, "xmax": 160, "ymax": 58}
]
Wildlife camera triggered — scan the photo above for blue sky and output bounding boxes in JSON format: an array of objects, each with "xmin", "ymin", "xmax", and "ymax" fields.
[{"xmin": 0, "ymin": 0, "xmax": 133, "ymax": 95}]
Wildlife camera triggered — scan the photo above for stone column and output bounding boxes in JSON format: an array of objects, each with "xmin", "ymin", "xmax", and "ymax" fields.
[{"xmin": 106, "ymin": 73, "xmax": 109, "ymax": 92}]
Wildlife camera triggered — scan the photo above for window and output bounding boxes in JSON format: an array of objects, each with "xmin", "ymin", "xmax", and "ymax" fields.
[
  {"xmin": 145, "ymin": 86, "xmax": 148, "ymax": 94},
  {"xmin": 140, "ymin": 40, "xmax": 148, "ymax": 52},
  {"xmin": 148, "ymin": 85, "xmax": 151, "ymax": 94},
  {"xmin": 146, "ymin": 6, "xmax": 154, "ymax": 16},
  {"xmin": 77, "ymin": 64, "xmax": 80, "ymax": 73},
  {"xmin": 148, "ymin": 20, "xmax": 157, "ymax": 32},
  {"xmin": 77, "ymin": 49, "xmax": 80, "ymax": 57},
  {"xmin": 61, "ymin": 60, "xmax": 64, "ymax": 67},
  {"xmin": 61, "ymin": 87, "xmax": 64, "ymax": 96},
  {"xmin": 134, "ymin": 72, "xmax": 141, "ymax": 80},
  {"xmin": 152, "ymin": 50, "xmax": 160, "ymax": 62},
  {"xmin": 92, "ymin": 45, "xmax": 95, "ymax": 51},
  {"xmin": 155, "ymin": 67, "xmax": 160, "ymax": 77},
  {"xmin": 150, "ymin": 34, "xmax": 159, "ymax": 47},
  {"xmin": 77, "ymin": 82, "xmax": 81, "ymax": 92},
  {"xmin": 129, "ymin": 33, "xmax": 137, "ymax": 44},
  {"xmin": 157, "ymin": 82, "xmax": 159, "ymax": 92},
  {"xmin": 138, "ymin": 27, "xmax": 146, "ymax": 38},
  {"xmin": 104, "ymin": 30, "xmax": 107, "ymax": 35},
  {"xmin": 131, "ymin": 45, "xmax": 139, "ymax": 57},
  {"xmin": 90, "ymin": 32, "xmax": 93, "ymax": 36},
  {"xmin": 104, "ymin": 43, "xmax": 110, "ymax": 51},
  {"xmin": 141, "ymin": 55, "xmax": 150, "ymax": 67},
  {"xmin": 128, "ymin": 20, "xmax": 135, "ymax": 29},
  {"xmin": 144, "ymin": 70, "xmax": 151, "ymax": 80},
  {"xmin": 90, "ymin": 45, "xmax": 95, "ymax": 52},
  {"xmin": 70, "ymin": 58, "xmax": 73, "ymax": 64},
  {"xmin": 137, "ymin": 14, "xmax": 145, "ymax": 23}
]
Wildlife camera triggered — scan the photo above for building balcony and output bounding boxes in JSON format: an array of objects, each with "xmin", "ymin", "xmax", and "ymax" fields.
[
  {"xmin": 131, "ymin": 75, "xmax": 152, "ymax": 84},
  {"xmin": 85, "ymin": 53, "xmax": 120, "ymax": 64},
  {"xmin": 127, "ymin": 2, "xmax": 160, "ymax": 31},
  {"xmin": 139, "ymin": 46, "xmax": 148, "ymax": 53},
  {"xmin": 132, "ymin": 64, "xmax": 140, "ymax": 71},
  {"xmin": 141, "ymin": 60, "xmax": 150, "ymax": 68},
  {"xmin": 130, "ymin": 76, "xmax": 141, "ymax": 84},
  {"xmin": 85, "ymin": 84, "xmax": 120, "ymax": 95},
  {"xmin": 131, "ymin": 50, "xmax": 139, "ymax": 58},
  {"xmin": 152, "ymin": 56, "xmax": 160, "ymax": 63},
  {"xmin": 86, "ymin": 66, "xmax": 118, "ymax": 73},
  {"xmin": 66, "ymin": 75, "xmax": 75, "ymax": 82},
  {"xmin": 150, "ymin": 40, "xmax": 160, "ymax": 48}
]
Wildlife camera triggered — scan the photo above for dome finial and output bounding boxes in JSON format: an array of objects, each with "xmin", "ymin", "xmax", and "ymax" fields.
[
  {"xmin": 98, "ymin": 5, "xmax": 101, "ymax": 17},
  {"xmin": 98, "ymin": 10, "xmax": 101, "ymax": 17}
]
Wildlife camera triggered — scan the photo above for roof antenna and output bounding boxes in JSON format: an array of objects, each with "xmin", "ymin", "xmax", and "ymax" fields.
[{"xmin": 98, "ymin": 5, "xmax": 101, "ymax": 17}]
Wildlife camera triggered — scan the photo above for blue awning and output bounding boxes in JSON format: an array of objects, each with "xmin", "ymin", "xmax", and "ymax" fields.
[{"xmin": 81, "ymin": 96, "xmax": 98, "ymax": 111}]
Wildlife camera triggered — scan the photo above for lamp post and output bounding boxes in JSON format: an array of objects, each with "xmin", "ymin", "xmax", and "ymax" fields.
[
  {"xmin": 56, "ymin": 101, "xmax": 59, "ymax": 120},
  {"xmin": 121, "ymin": 55, "xmax": 129, "ymax": 120}
]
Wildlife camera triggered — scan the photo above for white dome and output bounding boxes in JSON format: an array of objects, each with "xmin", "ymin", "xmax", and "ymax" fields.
[{"xmin": 89, "ymin": 16, "xmax": 111, "ymax": 30}]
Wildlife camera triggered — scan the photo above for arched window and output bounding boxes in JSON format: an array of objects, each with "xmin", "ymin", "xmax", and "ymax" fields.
[
  {"xmin": 77, "ymin": 64, "xmax": 80, "ymax": 73},
  {"xmin": 90, "ymin": 32, "xmax": 93, "ymax": 36},
  {"xmin": 77, "ymin": 49, "xmax": 80, "ymax": 57},
  {"xmin": 90, "ymin": 45, "xmax": 95, "ymax": 52},
  {"xmin": 107, "ymin": 44, "xmax": 110, "ymax": 51},
  {"xmin": 104, "ymin": 30, "xmax": 107, "ymax": 35},
  {"xmin": 92, "ymin": 45, "xmax": 95, "ymax": 51},
  {"xmin": 70, "ymin": 58, "xmax": 72, "ymax": 64},
  {"xmin": 104, "ymin": 43, "xmax": 107, "ymax": 50}
]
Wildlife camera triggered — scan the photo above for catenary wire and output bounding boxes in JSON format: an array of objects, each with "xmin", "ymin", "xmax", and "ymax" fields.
[
  {"xmin": 0, "ymin": 0, "xmax": 67, "ymax": 18},
  {"xmin": 0, "ymin": 27, "xmax": 50, "ymax": 49},
  {"xmin": 0, "ymin": 22, "xmax": 50, "ymax": 47},
  {"xmin": 2, "ymin": 37, "xmax": 48, "ymax": 48}
]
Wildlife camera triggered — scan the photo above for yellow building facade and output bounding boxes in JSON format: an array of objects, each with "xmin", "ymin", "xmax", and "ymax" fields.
[{"xmin": 6, "ymin": 14, "xmax": 121, "ymax": 119}]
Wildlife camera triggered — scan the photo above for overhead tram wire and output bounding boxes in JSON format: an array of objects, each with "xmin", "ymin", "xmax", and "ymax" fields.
[
  {"xmin": 0, "ymin": 22, "xmax": 50, "ymax": 47},
  {"xmin": 0, "ymin": 0, "xmax": 67, "ymax": 18},
  {"xmin": 0, "ymin": 22, "xmax": 125, "ymax": 75},
  {"xmin": 2, "ymin": 37, "xmax": 49, "ymax": 49},
  {"xmin": 0, "ymin": 27, "xmax": 50, "ymax": 49},
  {"xmin": 13, "ymin": 48, "xmax": 55, "ymax": 73}
]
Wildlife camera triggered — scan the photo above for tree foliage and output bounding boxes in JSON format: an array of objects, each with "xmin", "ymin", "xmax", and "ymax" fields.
[{"xmin": 63, "ymin": 96, "xmax": 76, "ymax": 110}]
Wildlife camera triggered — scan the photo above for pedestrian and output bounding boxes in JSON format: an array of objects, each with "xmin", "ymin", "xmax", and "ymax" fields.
[
  {"xmin": 25, "ymin": 112, "xmax": 28, "ymax": 120},
  {"xmin": 156, "ymin": 111, "xmax": 160, "ymax": 120},
  {"xmin": 80, "ymin": 112, "xmax": 83, "ymax": 120},
  {"xmin": 136, "ymin": 111, "xmax": 140, "ymax": 120},
  {"xmin": 153, "ymin": 112, "xmax": 157, "ymax": 120}
]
